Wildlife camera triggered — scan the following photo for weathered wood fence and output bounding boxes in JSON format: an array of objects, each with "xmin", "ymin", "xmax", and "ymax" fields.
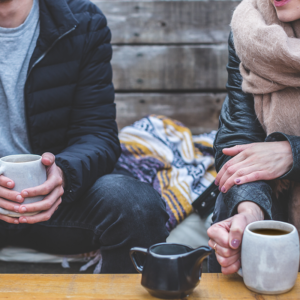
[{"xmin": 94, "ymin": 0, "xmax": 241, "ymax": 134}]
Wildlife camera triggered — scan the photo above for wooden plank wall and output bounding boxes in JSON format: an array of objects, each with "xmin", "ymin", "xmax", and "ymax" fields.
[{"xmin": 93, "ymin": 0, "xmax": 241, "ymax": 134}]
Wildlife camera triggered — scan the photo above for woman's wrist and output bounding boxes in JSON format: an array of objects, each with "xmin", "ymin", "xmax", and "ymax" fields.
[
  {"xmin": 237, "ymin": 201, "xmax": 265, "ymax": 221},
  {"xmin": 280, "ymin": 141, "xmax": 293, "ymax": 174}
]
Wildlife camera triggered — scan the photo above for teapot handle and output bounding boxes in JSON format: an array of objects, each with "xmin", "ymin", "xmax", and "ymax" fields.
[{"xmin": 129, "ymin": 247, "xmax": 148, "ymax": 273}]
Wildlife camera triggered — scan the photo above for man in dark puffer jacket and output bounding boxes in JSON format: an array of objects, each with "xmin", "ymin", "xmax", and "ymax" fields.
[{"xmin": 0, "ymin": 0, "xmax": 169, "ymax": 273}]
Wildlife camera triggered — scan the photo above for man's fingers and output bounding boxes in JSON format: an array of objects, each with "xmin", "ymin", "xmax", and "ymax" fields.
[
  {"xmin": 19, "ymin": 197, "xmax": 62, "ymax": 224},
  {"xmin": 21, "ymin": 174, "xmax": 61, "ymax": 198},
  {"xmin": 0, "ymin": 176, "xmax": 15, "ymax": 189},
  {"xmin": 0, "ymin": 187, "xmax": 24, "ymax": 203},
  {"xmin": 216, "ymin": 251, "xmax": 241, "ymax": 268},
  {"xmin": 0, "ymin": 214, "xmax": 19, "ymax": 224},
  {"xmin": 228, "ymin": 214, "xmax": 249, "ymax": 250},
  {"xmin": 0, "ymin": 198, "xmax": 21, "ymax": 213},
  {"xmin": 19, "ymin": 186, "xmax": 64, "ymax": 213},
  {"xmin": 222, "ymin": 144, "xmax": 254, "ymax": 156},
  {"xmin": 42, "ymin": 152, "xmax": 55, "ymax": 166},
  {"xmin": 221, "ymin": 258, "xmax": 241, "ymax": 275},
  {"xmin": 208, "ymin": 239, "xmax": 240, "ymax": 258}
]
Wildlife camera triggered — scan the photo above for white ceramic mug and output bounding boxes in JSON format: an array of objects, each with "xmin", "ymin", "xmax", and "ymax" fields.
[
  {"xmin": 238, "ymin": 220, "xmax": 299, "ymax": 294},
  {"xmin": 0, "ymin": 154, "xmax": 47, "ymax": 217}
]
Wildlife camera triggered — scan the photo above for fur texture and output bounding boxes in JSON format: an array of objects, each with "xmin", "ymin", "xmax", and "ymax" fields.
[{"xmin": 231, "ymin": 0, "xmax": 300, "ymax": 232}]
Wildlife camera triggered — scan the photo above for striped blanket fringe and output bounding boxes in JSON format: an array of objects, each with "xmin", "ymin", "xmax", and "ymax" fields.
[{"xmin": 118, "ymin": 115, "xmax": 217, "ymax": 231}]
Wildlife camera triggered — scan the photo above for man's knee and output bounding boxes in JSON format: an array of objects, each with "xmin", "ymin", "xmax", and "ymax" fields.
[{"xmin": 90, "ymin": 174, "xmax": 169, "ymax": 227}]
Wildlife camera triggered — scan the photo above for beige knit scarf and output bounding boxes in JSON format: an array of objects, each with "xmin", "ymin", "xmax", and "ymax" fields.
[{"xmin": 231, "ymin": 0, "xmax": 300, "ymax": 233}]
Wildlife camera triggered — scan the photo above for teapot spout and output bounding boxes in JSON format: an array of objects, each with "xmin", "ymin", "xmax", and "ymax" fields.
[
  {"xmin": 189, "ymin": 246, "xmax": 213, "ymax": 282},
  {"xmin": 190, "ymin": 246, "xmax": 213, "ymax": 263}
]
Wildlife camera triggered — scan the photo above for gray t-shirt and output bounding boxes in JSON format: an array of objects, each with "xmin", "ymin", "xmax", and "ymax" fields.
[{"xmin": 0, "ymin": 0, "xmax": 40, "ymax": 157}]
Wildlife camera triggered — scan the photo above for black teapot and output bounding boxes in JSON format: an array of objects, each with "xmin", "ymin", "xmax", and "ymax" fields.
[{"xmin": 130, "ymin": 243, "xmax": 212, "ymax": 299}]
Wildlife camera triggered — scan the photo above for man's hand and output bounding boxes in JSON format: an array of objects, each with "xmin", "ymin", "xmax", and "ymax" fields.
[
  {"xmin": 0, "ymin": 175, "xmax": 26, "ymax": 224},
  {"xmin": 17, "ymin": 152, "xmax": 64, "ymax": 224},
  {"xmin": 215, "ymin": 141, "xmax": 293, "ymax": 193},
  {"xmin": 207, "ymin": 201, "xmax": 264, "ymax": 274}
]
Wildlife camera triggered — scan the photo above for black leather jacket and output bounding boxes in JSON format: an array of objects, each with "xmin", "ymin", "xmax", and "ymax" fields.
[{"xmin": 214, "ymin": 32, "xmax": 300, "ymax": 219}]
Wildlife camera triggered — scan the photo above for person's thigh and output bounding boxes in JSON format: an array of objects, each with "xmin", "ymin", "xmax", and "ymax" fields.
[{"xmin": 4, "ymin": 174, "xmax": 170, "ymax": 273}]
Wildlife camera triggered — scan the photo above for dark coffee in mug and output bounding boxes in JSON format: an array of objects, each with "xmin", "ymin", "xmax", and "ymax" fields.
[{"xmin": 251, "ymin": 228, "xmax": 290, "ymax": 236}]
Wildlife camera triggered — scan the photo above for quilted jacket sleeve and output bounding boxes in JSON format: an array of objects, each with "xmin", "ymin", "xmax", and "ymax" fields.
[
  {"xmin": 214, "ymin": 32, "xmax": 273, "ymax": 219},
  {"xmin": 55, "ymin": 13, "xmax": 121, "ymax": 203}
]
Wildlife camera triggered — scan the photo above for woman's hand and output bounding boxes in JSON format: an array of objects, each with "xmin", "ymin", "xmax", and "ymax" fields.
[
  {"xmin": 215, "ymin": 141, "xmax": 293, "ymax": 193},
  {"xmin": 207, "ymin": 201, "xmax": 264, "ymax": 274},
  {"xmin": 17, "ymin": 152, "xmax": 65, "ymax": 224}
]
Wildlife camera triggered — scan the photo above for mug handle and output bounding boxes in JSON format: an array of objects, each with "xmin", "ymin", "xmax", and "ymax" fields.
[
  {"xmin": 0, "ymin": 162, "xmax": 5, "ymax": 175},
  {"xmin": 237, "ymin": 268, "xmax": 243, "ymax": 277},
  {"xmin": 0, "ymin": 163, "xmax": 9, "ymax": 216},
  {"xmin": 129, "ymin": 247, "xmax": 148, "ymax": 273}
]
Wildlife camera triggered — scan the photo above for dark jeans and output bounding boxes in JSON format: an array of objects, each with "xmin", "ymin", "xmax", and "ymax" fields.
[
  {"xmin": 208, "ymin": 192, "xmax": 288, "ymax": 273},
  {"xmin": 0, "ymin": 174, "xmax": 170, "ymax": 273}
]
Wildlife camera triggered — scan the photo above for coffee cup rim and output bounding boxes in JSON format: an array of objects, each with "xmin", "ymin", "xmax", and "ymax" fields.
[
  {"xmin": 246, "ymin": 220, "xmax": 296, "ymax": 237},
  {"xmin": 0, "ymin": 154, "xmax": 42, "ymax": 164}
]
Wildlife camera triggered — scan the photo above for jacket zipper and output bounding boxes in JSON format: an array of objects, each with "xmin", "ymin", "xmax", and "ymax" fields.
[{"xmin": 24, "ymin": 25, "xmax": 77, "ymax": 151}]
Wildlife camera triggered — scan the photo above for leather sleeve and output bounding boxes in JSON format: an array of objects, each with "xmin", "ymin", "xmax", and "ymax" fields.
[{"xmin": 214, "ymin": 32, "xmax": 272, "ymax": 219}]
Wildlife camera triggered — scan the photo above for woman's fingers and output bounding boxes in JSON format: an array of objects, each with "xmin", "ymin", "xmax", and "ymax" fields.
[
  {"xmin": 222, "ymin": 144, "xmax": 254, "ymax": 157},
  {"xmin": 216, "ymin": 141, "xmax": 293, "ymax": 189},
  {"xmin": 208, "ymin": 239, "xmax": 240, "ymax": 258},
  {"xmin": 0, "ymin": 176, "xmax": 15, "ymax": 189},
  {"xmin": 19, "ymin": 197, "xmax": 62, "ymax": 224},
  {"xmin": 215, "ymin": 152, "xmax": 249, "ymax": 186},
  {"xmin": 19, "ymin": 186, "xmax": 63, "ymax": 213},
  {"xmin": 221, "ymin": 258, "xmax": 241, "ymax": 275},
  {"xmin": 220, "ymin": 164, "xmax": 258, "ymax": 193},
  {"xmin": 207, "ymin": 219, "xmax": 233, "ymax": 248},
  {"xmin": 233, "ymin": 171, "xmax": 265, "ymax": 186},
  {"xmin": 216, "ymin": 251, "xmax": 241, "ymax": 268}
]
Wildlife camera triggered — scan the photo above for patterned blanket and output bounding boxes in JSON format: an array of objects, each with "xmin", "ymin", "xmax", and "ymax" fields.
[{"xmin": 117, "ymin": 115, "xmax": 216, "ymax": 231}]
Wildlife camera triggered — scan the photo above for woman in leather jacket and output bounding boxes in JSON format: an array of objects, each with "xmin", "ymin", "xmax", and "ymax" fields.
[{"xmin": 207, "ymin": 1, "xmax": 300, "ymax": 273}]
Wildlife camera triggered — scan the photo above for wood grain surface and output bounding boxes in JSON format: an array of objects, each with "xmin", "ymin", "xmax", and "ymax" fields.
[
  {"xmin": 96, "ymin": 1, "xmax": 240, "ymax": 44},
  {"xmin": 0, "ymin": 273, "xmax": 298, "ymax": 299},
  {"xmin": 112, "ymin": 45, "xmax": 228, "ymax": 91},
  {"xmin": 95, "ymin": 0, "xmax": 241, "ymax": 3},
  {"xmin": 89, "ymin": 0, "xmax": 235, "ymax": 129},
  {"xmin": 116, "ymin": 93, "xmax": 226, "ymax": 134}
]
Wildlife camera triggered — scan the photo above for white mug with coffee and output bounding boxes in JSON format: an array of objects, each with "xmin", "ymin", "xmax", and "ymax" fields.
[
  {"xmin": 238, "ymin": 220, "xmax": 299, "ymax": 294},
  {"xmin": 0, "ymin": 154, "xmax": 47, "ymax": 217}
]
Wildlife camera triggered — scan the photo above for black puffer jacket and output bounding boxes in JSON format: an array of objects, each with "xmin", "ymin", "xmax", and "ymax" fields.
[
  {"xmin": 214, "ymin": 32, "xmax": 300, "ymax": 219},
  {"xmin": 25, "ymin": 0, "xmax": 120, "ymax": 203}
]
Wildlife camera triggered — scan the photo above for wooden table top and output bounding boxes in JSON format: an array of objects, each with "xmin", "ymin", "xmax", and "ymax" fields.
[{"xmin": 0, "ymin": 273, "xmax": 299, "ymax": 299}]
